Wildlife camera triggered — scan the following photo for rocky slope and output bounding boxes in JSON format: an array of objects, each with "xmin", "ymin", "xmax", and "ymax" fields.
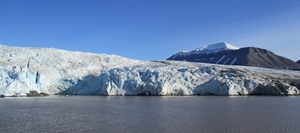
[
  {"xmin": 167, "ymin": 42, "xmax": 300, "ymax": 70},
  {"xmin": 1, "ymin": 45, "xmax": 299, "ymax": 96}
]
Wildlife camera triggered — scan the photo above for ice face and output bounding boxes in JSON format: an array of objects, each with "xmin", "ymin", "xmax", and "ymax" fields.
[{"xmin": 0, "ymin": 45, "xmax": 299, "ymax": 96}]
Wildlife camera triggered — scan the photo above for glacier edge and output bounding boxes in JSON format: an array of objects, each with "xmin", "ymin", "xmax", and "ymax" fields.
[{"xmin": 0, "ymin": 45, "xmax": 300, "ymax": 96}]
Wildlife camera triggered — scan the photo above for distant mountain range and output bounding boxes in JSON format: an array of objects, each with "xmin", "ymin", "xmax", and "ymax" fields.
[
  {"xmin": 167, "ymin": 42, "xmax": 300, "ymax": 70},
  {"xmin": 297, "ymin": 60, "xmax": 300, "ymax": 64}
]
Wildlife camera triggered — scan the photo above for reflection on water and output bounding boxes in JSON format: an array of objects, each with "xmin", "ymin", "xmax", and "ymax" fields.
[{"xmin": 0, "ymin": 96, "xmax": 299, "ymax": 133}]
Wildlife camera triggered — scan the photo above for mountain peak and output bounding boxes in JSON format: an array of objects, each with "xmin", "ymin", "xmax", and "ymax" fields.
[
  {"xmin": 169, "ymin": 42, "xmax": 239, "ymax": 60},
  {"xmin": 195, "ymin": 42, "xmax": 239, "ymax": 52}
]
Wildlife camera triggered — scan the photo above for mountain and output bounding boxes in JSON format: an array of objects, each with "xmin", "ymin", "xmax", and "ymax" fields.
[
  {"xmin": 167, "ymin": 42, "xmax": 300, "ymax": 70},
  {"xmin": 0, "ymin": 45, "xmax": 300, "ymax": 96},
  {"xmin": 297, "ymin": 60, "xmax": 300, "ymax": 64},
  {"xmin": 171, "ymin": 42, "xmax": 239, "ymax": 57}
]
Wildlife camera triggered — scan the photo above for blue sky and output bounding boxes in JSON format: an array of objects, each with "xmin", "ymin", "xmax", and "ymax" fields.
[{"xmin": 1, "ymin": 0, "xmax": 299, "ymax": 61}]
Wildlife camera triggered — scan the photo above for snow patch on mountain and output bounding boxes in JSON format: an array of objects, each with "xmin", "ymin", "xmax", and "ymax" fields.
[
  {"xmin": 194, "ymin": 42, "xmax": 239, "ymax": 53},
  {"xmin": 230, "ymin": 57, "xmax": 238, "ymax": 65},
  {"xmin": 216, "ymin": 56, "xmax": 226, "ymax": 64},
  {"xmin": 170, "ymin": 42, "xmax": 239, "ymax": 59}
]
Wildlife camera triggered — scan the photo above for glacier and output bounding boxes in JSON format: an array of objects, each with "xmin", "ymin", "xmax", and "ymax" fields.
[{"xmin": 0, "ymin": 45, "xmax": 299, "ymax": 96}]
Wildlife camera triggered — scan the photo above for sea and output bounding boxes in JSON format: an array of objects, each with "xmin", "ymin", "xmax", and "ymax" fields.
[{"xmin": 0, "ymin": 96, "xmax": 299, "ymax": 133}]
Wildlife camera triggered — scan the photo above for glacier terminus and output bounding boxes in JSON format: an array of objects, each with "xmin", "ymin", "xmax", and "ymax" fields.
[{"xmin": 0, "ymin": 45, "xmax": 299, "ymax": 96}]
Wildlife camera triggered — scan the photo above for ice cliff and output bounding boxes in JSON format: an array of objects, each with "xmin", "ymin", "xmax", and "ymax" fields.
[{"xmin": 1, "ymin": 45, "xmax": 299, "ymax": 96}]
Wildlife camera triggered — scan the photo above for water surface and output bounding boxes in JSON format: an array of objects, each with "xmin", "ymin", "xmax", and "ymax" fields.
[{"xmin": 0, "ymin": 96, "xmax": 299, "ymax": 133}]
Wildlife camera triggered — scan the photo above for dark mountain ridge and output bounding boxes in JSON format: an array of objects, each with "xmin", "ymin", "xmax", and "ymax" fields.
[{"xmin": 167, "ymin": 43, "xmax": 300, "ymax": 70}]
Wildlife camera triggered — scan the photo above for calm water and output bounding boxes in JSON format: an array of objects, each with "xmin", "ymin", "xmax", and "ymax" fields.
[{"xmin": 0, "ymin": 96, "xmax": 299, "ymax": 133}]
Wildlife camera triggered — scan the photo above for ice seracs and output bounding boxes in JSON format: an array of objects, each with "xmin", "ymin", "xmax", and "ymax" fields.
[
  {"xmin": 0, "ymin": 45, "xmax": 299, "ymax": 96},
  {"xmin": 0, "ymin": 45, "xmax": 141, "ymax": 96}
]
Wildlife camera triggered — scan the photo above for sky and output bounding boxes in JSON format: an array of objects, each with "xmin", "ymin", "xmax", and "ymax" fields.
[{"xmin": 0, "ymin": 0, "xmax": 299, "ymax": 61}]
